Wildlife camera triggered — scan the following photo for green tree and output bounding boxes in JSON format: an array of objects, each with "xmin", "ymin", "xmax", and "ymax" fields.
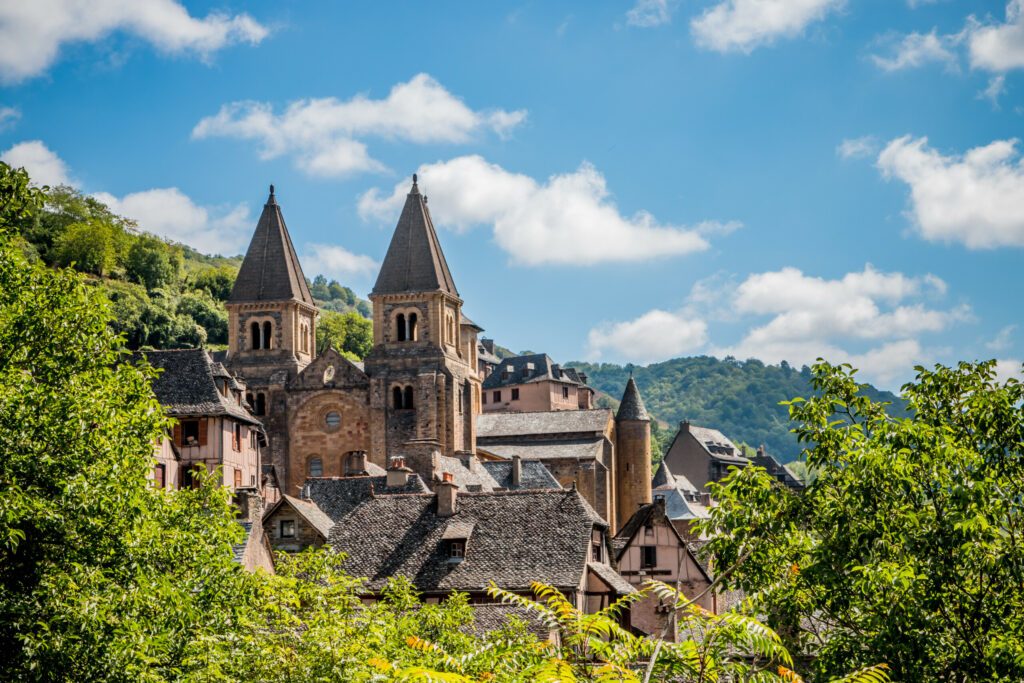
[
  {"xmin": 191, "ymin": 264, "xmax": 237, "ymax": 301},
  {"xmin": 125, "ymin": 236, "xmax": 182, "ymax": 290},
  {"xmin": 310, "ymin": 273, "xmax": 330, "ymax": 300},
  {"xmin": 177, "ymin": 290, "xmax": 228, "ymax": 345},
  {"xmin": 699, "ymin": 360, "xmax": 1024, "ymax": 682},
  {"xmin": 53, "ymin": 218, "xmax": 122, "ymax": 276},
  {"xmin": 318, "ymin": 309, "xmax": 373, "ymax": 360}
]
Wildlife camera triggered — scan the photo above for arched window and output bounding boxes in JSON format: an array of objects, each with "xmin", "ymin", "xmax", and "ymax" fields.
[
  {"xmin": 246, "ymin": 392, "xmax": 254, "ymax": 408},
  {"xmin": 393, "ymin": 386, "xmax": 404, "ymax": 409},
  {"xmin": 308, "ymin": 457, "xmax": 323, "ymax": 477},
  {"xmin": 396, "ymin": 313, "xmax": 406, "ymax": 342},
  {"xmin": 404, "ymin": 385, "xmax": 414, "ymax": 409},
  {"xmin": 409, "ymin": 313, "xmax": 418, "ymax": 341},
  {"xmin": 255, "ymin": 393, "xmax": 266, "ymax": 416},
  {"xmin": 250, "ymin": 322, "xmax": 261, "ymax": 350},
  {"xmin": 263, "ymin": 321, "xmax": 273, "ymax": 350}
]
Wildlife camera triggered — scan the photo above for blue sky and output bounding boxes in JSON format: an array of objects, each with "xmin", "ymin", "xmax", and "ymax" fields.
[{"xmin": 1, "ymin": 0, "xmax": 1022, "ymax": 389}]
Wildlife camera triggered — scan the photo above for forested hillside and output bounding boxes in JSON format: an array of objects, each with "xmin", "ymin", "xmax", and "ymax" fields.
[
  {"xmin": 9, "ymin": 184, "xmax": 372, "ymax": 355},
  {"xmin": 572, "ymin": 356, "xmax": 909, "ymax": 462}
]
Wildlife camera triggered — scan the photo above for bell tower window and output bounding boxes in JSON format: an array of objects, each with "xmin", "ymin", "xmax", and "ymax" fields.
[
  {"xmin": 404, "ymin": 385, "xmax": 414, "ymax": 409},
  {"xmin": 263, "ymin": 321, "xmax": 273, "ymax": 350},
  {"xmin": 250, "ymin": 322, "xmax": 261, "ymax": 350},
  {"xmin": 408, "ymin": 313, "xmax": 418, "ymax": 341},
  {"xmin": 396, "ymin": 313, "xmax": 406, "ymax": 342}
]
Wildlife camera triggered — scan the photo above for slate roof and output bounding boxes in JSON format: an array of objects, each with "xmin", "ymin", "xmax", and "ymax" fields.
[
  {"xmin": 329, "ymin": 488, "xmax": 607, "ymax": 593},
  {"xmin": 481, "ymin": 354, "xmax": 587, "ymax": 390},
  {"xmin": 435, "ymin": 455, "xmax": 501, "ymax": 492},
  {"xmin": 652, "ymin": 461, "xmax": 699, "ymax": 493},
  {"xmin": 748, "ymin": 449, "xmax": 805, "ymax": 489},
  {"xmin": 476, "ymin": 410, "xmax": 612, "ymax": 439},
  {"xmin": 464, "ymin": 603, "xmax": 555, "ymax": 639},
  {"xmin": 588, "ymin": 562, "xmax": 637, "ymax": 595},
  {"xmin": 616, "ymin": 377, "xmax": 649, "ymax": 422},
  {"xmin": 678, "ymin": 424, "xmax": 749, "ymax": 464},
  {"xmin": 232, "ymin": 522, "xmax": 254, "ymax": 564},
  {"xmin": 133, "ymin": 349, "xmax": 261, "ymax": 425},
  {"xmin": 302, "ymin": 475, "xmax": 429, "ymax": 522},
  {"xmin": 481, "ymin": 460, "xmax": 563, "ymax": 490},
  {"xmin": 477, "ymin": 340, "xmax": 502, "ymax": 367},
  {"xmin": 228, "ymin": 186, "xmax": 314, "ymax": 305},
  {"xmin": 612, "ymin": 501, "xmax": 712, "ymax": 583},
  {"xmin": 480, "ymin": 440, "xmax": 605, "ymax": 462},
  {"xmin": 372, "ymin": 176, "xmax": 459, "ymax": 297},
  {"xmin": 267, "ymin": 494, "xmax": 335, "ymax": 538}
]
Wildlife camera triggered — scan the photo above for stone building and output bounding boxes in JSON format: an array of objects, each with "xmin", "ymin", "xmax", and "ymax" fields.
[
  {"xmin": 662, "ymin": 421, "xmax": 750, "ymax": 493},
  {"xmin": 481, "ymin": 353, "xmax": 593, "ymax": 413}
]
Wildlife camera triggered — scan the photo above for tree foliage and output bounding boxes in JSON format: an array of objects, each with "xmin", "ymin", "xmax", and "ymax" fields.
[
  {"xmin": 318, "ymin": 309, "xmax": 373, "ymax": 360},
  {"xmin": 699, "ymin": 360, "xmax": 1024, "ymax": 682}
]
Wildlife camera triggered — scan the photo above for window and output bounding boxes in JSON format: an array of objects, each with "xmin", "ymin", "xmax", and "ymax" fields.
[
  {"xmin": 263, "ymin": 321, "xmax": 273, "ymax": 350},
  {"xmin": 641, "ymin": 546, "xmax": 657, "ymax": 569},
  {"xmin": 233, "ymin": 468, "xmax": 242, "ymax": 488},
  {"xmin": 562, "ymin": 386, "xmax": 570, "ymax": 399},
  {"xmin": 592, "ymin": 541, "xmax": 602, "ymax": 562},
  {"xmin": 250, "ymin": 321, "xmax": 261, "ymax": 350},
  {"xmin": 183, "ymin": 463, "xmax": 204, "ymax": 489},
  {"xmin": 255, "ymin": 393, "xmax": 266, "ymax": 416},
  {"xmin": 280, "ymin": 520, "xmax": 296, "ymax": 538},
  {"xmin": 511, "ymin": 388, "xmax": 520, "ymax": 401},
  {"xmin": 393, "ymin": 386, "xmax": 404, "ymax": 409},
  {"xmin": 153, "ymin": 464, "xmax": 166, "ymax": 489},
  {"xmin": 308, "ymin": 457, "xmax": 323, "ymax": 477},
  {"xmin": 182, "ymin": 419, "xmax": 200, "ymax": 446},
  {"xmin": 403, "ymin": 386, "xmax": 414, "ymax": 409},
  {"xmin": 449, "ymin": 540, "xmax": 465, "ymax": 561},
  {"xmin": 482, "ymin": 392, "xmax": 487, "ymax": 405},
  {"xmin": 396, "ymin": 313, "xmax": 407, "ymax": 342},
  {"xmin": 493, "ymin": 390, "xmax": 501, "ymax": 403},
  {"xmin": 408, "ymin": 313, "xmax": 418, "ymax": 341},
  {"xmin": 325, "ymin": 411, "xmax": 341, "ymax": 429},
  {"xmin": 232, "ymin": 423, "xmax": 242, "ymax": 452}
]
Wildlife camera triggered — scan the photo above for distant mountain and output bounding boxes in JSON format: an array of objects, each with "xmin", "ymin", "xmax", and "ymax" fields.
[{"xmin": 570, "ymin": 356, "xmax": 909, "ymax": 463}]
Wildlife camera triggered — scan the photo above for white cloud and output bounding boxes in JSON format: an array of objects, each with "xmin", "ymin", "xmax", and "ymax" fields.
[
  {"xmin": 987, "ymin": 324, "xmax": 1016, "ymax": 351},
  {"xmin": 301, "ymin": 244, "xmax": 379, "ymax": 282},
  {"xmin": 358, "ymin": 155, "xmax": 731, "ymax": 266},
  {"xmin": 994, "ymin": 358, "xmax": 1024, "ymax": 381},
  {"xmin": 870, "ymin": 30, "xmax": 960, "ymax": 72},
  {"xmin": 979, "ymin": 74, "xmax": 1008, "ymax": 107},
  {"xmin": 0, "ymin": 106, "xmax": 19, "ymax": 131},
  {"xmin": 877, "ymin": 135, "xmax": 1024, "ymax": 248},
  {"xmin": 1, "ymin": 139, "xmax": 73, "ymax": 186},
  {"xmin": 0, "ymin": 0, "xmax": 267, "ymax": 84},
  {"xmin": 193, "ymin": 74, "xmax": 527, "ymax": 178},
  {"xmin": 587, "ymin": 265, "xmax": 969, "ymax": 386},
  {"xmin": 968, "ymin": 0, "xmax": 1024, "ymax": 71},
  {"xmin": 94, "ymin": 188, "xmax": 251, "ymax": 255},
  {"xmin": 587, "ymin": 310, "xmax": 707, "ymax": 363},
  {"xmin": 626, "ymin": 0, "xmax": 673, "ymax": 28},
  {"xmin": 837, "ymin": 136, "xmax": 879, "ymax": 160},
  {"xmin": 691, "ymin": 0, "xmax": 845, "ymax": 53}
]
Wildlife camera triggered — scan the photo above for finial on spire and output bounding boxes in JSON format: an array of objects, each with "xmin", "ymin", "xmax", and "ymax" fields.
[
  {"xmin": 269, "ymin": 184, "xmax": 275, "ymax": 196},
  {"xmin": 412, "ymin": 173, "xmax": 417, "ymax": 184}
]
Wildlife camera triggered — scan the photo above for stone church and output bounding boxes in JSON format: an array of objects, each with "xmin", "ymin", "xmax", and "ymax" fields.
[{"xmin": 222, "ymin": 177, "xmax": 651, "ymax": 530}]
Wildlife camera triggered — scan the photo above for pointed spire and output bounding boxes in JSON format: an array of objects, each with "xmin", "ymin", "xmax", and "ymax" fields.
[
  {"xmin": 228, "ymin": 186, "xmax": 314, "ymax": 305},
  {"xmin": 371, "ymin": 174, "xmax": 458, "ymax": 297},
  {"xmin": 616, "ymin": 376, "xmax": 650, "ymax": 422}
]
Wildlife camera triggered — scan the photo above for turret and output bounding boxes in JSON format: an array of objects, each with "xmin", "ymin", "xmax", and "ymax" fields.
[{"xmin": 615, "ymin": 375, "xmax": 653, "ymax": 532}]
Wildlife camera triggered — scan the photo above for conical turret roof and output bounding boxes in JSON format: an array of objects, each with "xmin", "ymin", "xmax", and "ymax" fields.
[
  {"xmin": 372, "ymin": 175, "xmax": 458, "ymax": 297},
  {"xmin": 616, "ymin": 376, "xmax": 650, "ymax": 422},
  {"xmin": 228, "ymin": 186, "xmax": 314, "ymax": 305}
]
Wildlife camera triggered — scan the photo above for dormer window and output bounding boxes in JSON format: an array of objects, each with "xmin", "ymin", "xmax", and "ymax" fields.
[
  {"xmin": 448, "ymin": 540, "xmax": 465, "ymax": 562},
  {"xmin": 592, "ymin": 540, "xmax": 602, "ymax": 562}
]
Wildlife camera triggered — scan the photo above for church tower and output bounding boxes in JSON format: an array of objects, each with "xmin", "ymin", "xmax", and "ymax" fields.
[
  {"xmin": 615, "ymin": 376, "xmax": 653, "ymax": 530},
  {"xmin": 364, "ymin": 175, "xmax": 481, "ymax": 481}
]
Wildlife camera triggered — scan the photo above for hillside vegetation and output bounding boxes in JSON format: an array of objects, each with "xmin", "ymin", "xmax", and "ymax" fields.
[{"xmin": 572, "ymin": 355, "xmax": 908, "ymax": 463}]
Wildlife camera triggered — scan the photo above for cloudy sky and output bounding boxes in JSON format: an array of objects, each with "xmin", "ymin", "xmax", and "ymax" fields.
[{"xmin": 1, "ymin": 0, "xmax": 1022, "ymax": 388}]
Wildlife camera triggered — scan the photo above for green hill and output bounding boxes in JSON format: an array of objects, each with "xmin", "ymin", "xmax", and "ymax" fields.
[{"xmin": 570, "ymin": 356, "xmax": 909, "ymax": 463}]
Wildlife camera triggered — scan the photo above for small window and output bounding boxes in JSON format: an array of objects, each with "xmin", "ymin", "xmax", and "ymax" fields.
[
  {"xmin": 308, "ymin": 457, "xmax": 323, "ymax": 477},
  {"xmin": 592, "ymin": 541, "xmax": 602, "ymax": 562},
  {"xmin": 233, "ymin": 423, "xmax": 242, "ymax": 452},
  {"xmin": 325, "ymin": 411, "xmax": 341, "ymax": 429},
  {"xmin": 404, "ymin": 386, "xmax": 414, "ymax": 409},
  {"xmin": 482, "ymin": 392, "xmax": 487, "ymax": 405},
  {"xmin": 562, "ymin": 386, "xmax": 570, "ymax": 399},
  {"xmin": 280, "ymin": 520, "xmax": 296, "ymax": 538},
  {"xmin": 396, "ymin": 313, "xmax": 406, "ymax": 342},
  {"xmin": 250, "ymin": 321, "xmax": 261, "ymax": 350},
  {"xmin": 493, "ymin": 390, "xmax": 501, "ymax": 403},
  {"xmin": 449, "ymin": 540, "xmax": 465, "ymax": 560},
  {"xmin": 263, "ymin": 321, "xmax": 273, "ymax": 350},
  {"xmin": 409, "ymin": 313, "xmax": 418, "ymax": 341},
  {"xmin": 393, "ymin": 386, "xmax": 404, "ymax": 409},
  {"xmin": 183, "ymin": 464, "xmax": 203, "ymax": 490},
  {"xmin": 182, "ymin": 419, "xmax": 200, "ymax": 445},
  {"xmin": 255, "ymin": 393, "xmax": 266, "ymax": 416},
  {"xmin": 233, "ymin": 468, "xmax": 242, "ymax": 488},
  {"xmin": 511, "ymin": 388, "xmax": 520, "ymax": 401},
  {"xmin": 641, "ymin": 546, "xmax": 657, "ymax": 569},
  {"xmin": 153, "ymin": 464, "xmax": 166, "ymax": 489}
]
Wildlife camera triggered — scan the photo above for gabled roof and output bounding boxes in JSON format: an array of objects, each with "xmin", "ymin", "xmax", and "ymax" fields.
[
  {"xmin": 228, "ymin": 186, "xmax": 314, "ymax": 305},
  {"xmin": 612, "ymin": 500, "xmax": 712, "ymax": 583},
  {"xmin": 479, "ymin": 440, "xmax": 605, "ymax": 462},
  {"xmin": 435, "ymin": 455, "xmax": 501, "ymax": 492},
  {"xmin": 481, "ymin": 460, "xmax": 563, "ymax": 490},
  {"xmin": 476, "ymin": 409, "xmax": 612, "ymax": 439},
  {"xmin": 748, "ymin": 448, "xmax": 805, "ymax": 489},
  {"xmin": 328, "ymin": 488, "xmax": 606, "ymax": 593},
  {"xmin": 302, "ymin": 475, "xmax": 429, "ymax": 522},
  {"xmin": 133, "ymin": 349, "xmax": 261, "ymax": 425},
  {"xmin": 372, "ymin": 176, "xmax": 458, "ymax": 297},
  {"xmin": 616, "ymin": 376, "xmax": 649, "ymax": 422},
  {"xmin": 652, "ymin": 460, "xmax": 699, "ymax": 493},
  {"xmin": 264, "ymin": 494, "xmax": 335, "ymax": 538},
  {"xmin": 481, "ymin": 353, "xmax": 587, "ymax": 390},
  {"xmin": 671, "ymin": 422, "xmax": 749, "ymax": 465},
  {"xmin": 588, "ymin": 562, "xmax": 637, "ymax": 595}
]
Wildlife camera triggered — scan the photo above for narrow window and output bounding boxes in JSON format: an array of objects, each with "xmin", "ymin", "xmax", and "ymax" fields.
[
  {"xmin": 153, "ymin": 464, "xmax": 166, "ymax": 489},
  {"xmin": 393, "ymin": 386, "xmax": 404, "ymax": 409},
  {"xmin": 246, "ymin": 392, "xmax": 254, "ymax": 409},
  {"xmin": 592, "ymin": 541, "xmax": 602, "ymax": 562},
  {"xmin": 482, "ymin": 392, "xmax": 487, "ymax": 405},
  {"xmin": 511, "ymin": 388, "xmax": 520, "ymax": 401},
  {"xmin": 263, "ymin": 321, "xmax": 273, "ymax": 350},
  {"xmin": 184, "ymin": 464, "xmax": 203, "ymax": 489},
  {"xmin": 233, "ymin": 423, "xmax": 242, "ymax": 452},
  {"xmin": 308, "ymin": 457, "xmax": 323, "ymax": 477},
  {"xmin": 493, "ymin": 390, "xmax": 501, "ymax": 403},
  {"xmin": 562, "ymin": 386, "xmax": 570, "ymax": 399},
  {"xmin": 404, "ymin": 386, "xmax": 414, "ymax": 409},
  {"xmin": 255, "ymin": 393, "xmax": 266, "ymax": 416},
  {"xmin": 396, "ymin": 313, "xmax": 406, "ymax": 342},
  {"xmin": 233, "ymin": 468, "xmax": 242, "ymax": 489},
  {"xmin": 408, "ymin": 313, "xmax": 418, "ymax": 341},
  {"xmin": 641, "ymin": 546, "xmax": 657, "ymax": 569},
  {"xmin": 280, "ymin": 520, "xmax": 296, "ymax": 538},
  {"xmin": 181, "ymin": 419, "xmax": 201, "ymax": 446},
  {"xmin": 250, "ymin": 321, "xmax": 261, "ymax": 350}
]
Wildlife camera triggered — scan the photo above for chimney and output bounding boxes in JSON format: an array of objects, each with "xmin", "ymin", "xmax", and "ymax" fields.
[
  {"xmin": 579, "ymin": 372, "xmax": 588, "ymax": 385},
  {"xmin": 482, "ymin": 339, "xmax": 495, "ymax": 354},
  {"xmin": 681, "ymin": 420, "xmax": 691, "ymax": 432},
  {"xmin": 458, "ymin": 450, "xmax": 475, "ymax": 472},
  {"xmin": 436, "ymin": 472, "xmax": 458, "ymax": 517},
  {"xmin": 552, "ymin": 363, "xmax": 561, "ymax": 379},
  {"xmin": 351, "ymin": 451, "xmax": 368, "ymax": 475},
  {"xmin": 756, "ymin": 445, "xmax": 766, "ymax": 459},
  {"xmin": 387, "ymin": 456, "xmax": 412, "ymax": 487},
  {"xmin": 233, "ymin": 490, "xmax": 263, "ymax": 524},
  {"xmin": 511, "ymin": 455, "xmax": 522, "ymax": 489}
]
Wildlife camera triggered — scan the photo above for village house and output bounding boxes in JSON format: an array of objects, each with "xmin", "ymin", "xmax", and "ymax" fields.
[
  {"xmin": 662, "ymin": 421, "xmax": 750, "ymax": 493},
  {"xmin": 481, "ymin": 353, "xmax": 594, "ymax": 413},
  {"xmin": 651, "ymin": 460, "xmax": 712, "ymax": 542}
]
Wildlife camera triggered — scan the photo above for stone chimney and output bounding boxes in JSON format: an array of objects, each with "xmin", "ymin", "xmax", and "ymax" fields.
[
  {"xmin": 351, "ymin": 451, "xmax": 368, "ymax": 475},
  {"xmin": 387, "ymin": 456, "xmax": 413, "ymax": 487},
  {"xmin": 756, "ymin": 444, "xmax": 766, "ymax": 459},
  {"xmin": 436, "ymin": 472, "xmax": 458, "ymax": 517},
  {"xmin": 681, "ymin": 419, "xmax": 691, "ymax": 432},
  {"xmin": 233, "ymin": 489, "xmax": 263, "ymax": 524},
  {"xmin": 511, "ymin": 455, "xmax": 522, "ymax": 489},
  {"xmin": 481, "ymin": 338, "xmax": 495, "ymax": 354}
]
